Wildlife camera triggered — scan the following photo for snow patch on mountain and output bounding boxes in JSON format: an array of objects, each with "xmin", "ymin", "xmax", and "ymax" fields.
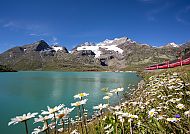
[
  {"xmin": 141, "ymin": 44, "xmax": 151, "ymax": 47},
  {"xmin": 51, "ymin": 45, "xmax": 63, "ymax": 52},
  {"xmin": 100, "ymin": 45, "xmax": 123, "ymax": 53},
  {"xmin": 76, "ymin": 37, "xmax": 128, "ymax": 58},
  {"xmin": 167, "ymin": 42, "xmax": 179, "ymax": 47},
  {"xmin": 77, "ymin": 45, "xmax": 101, "ymax": 58},
  {"xmin": 160, "ymin": 42, "xmax": 179, "ymax": 48}
]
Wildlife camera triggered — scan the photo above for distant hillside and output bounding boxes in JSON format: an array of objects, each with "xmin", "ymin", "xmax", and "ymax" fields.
[
  {"xmin": 0, "ymin": 40, "xmax": 104, "ymax": 71},
  {"xmin": 0, "ymin": 37, "xmax": 189, "ymax": 71}
]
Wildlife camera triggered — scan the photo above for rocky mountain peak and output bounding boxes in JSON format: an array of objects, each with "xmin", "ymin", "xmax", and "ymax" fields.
[
  {"xmin": 97, "ymin": 37, "xmax": 130, "ymax": 46},
  {"xmin": 166, "ymin": 42, "xmax": 179, "ymax": 48},
  {"xmin": 34, "ymin": 40, "xmax": 47, "ymax": 45},
  {"xmin": 33, "ymin": 40, "xmax": 51, "ymax": 51}
]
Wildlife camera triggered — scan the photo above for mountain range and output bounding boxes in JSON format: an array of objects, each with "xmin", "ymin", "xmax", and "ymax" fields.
[{"xmin": 0, "ymin": 37, "xmax": 190, "ymax": 71}]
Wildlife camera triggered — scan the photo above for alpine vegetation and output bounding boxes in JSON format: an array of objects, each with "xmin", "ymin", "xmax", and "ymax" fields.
[{"xmin": 91, "ymin": 72, "xmax": 190, "ymax": 134}]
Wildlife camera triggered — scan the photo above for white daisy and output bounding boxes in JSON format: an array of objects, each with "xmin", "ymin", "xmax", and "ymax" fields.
[
  {"xmin": 176, "ymin": 104, "xmax": 185, "ymax": 109},
  {"xmin": 110, "ymin": 87, "xmax": 124, "ymax": 94},
  {"xmin": 148, "ymin": 108, "xmax": 157, "ymax": 117},
  {"xmin": 103, "ymin": 96, "xmax": 110, "ymax": 100},
  {"xmin": 93, "ymin": 104, "xmax": 108, "ymax": 111},
  {"xmin": 41, "ymin": 104, "xmax": 64, "ymax": 115},
  {"xmin": 71, "ymin": 99, "xmax": 88, "ymax": 107},
  {"xmin": 8, "ymin": 112, "xmax": 38, "ymax": 126},
  {"xmin": 74, "ymin": 92, "xmax": 89, "ymax": 99}
]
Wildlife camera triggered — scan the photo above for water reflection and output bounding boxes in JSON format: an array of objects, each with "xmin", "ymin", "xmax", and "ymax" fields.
[{"xmin": 0, "ymin": 72, "xmax": 141, "ymax": 134}]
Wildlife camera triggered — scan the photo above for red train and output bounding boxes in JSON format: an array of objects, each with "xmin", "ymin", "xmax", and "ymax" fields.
[{"xmin": 145, "ymin": 57, "xmax": 190, "ymax": 70}]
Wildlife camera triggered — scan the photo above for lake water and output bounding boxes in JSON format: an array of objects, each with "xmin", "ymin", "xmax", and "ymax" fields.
[{"xmin": 0, "ymin": 71, "xmax": 141, "ymax": 134}]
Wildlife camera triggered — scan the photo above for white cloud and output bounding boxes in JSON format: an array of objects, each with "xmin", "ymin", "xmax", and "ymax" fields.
[
  {"xmin": 29, "ymin": 33, "xmax": 48, "ymax": 36},
  {"xmin": 2, "ymin": 20, "xmax": 50, "ymax": 36},
  {"xmin": 3, "ymin": 21, "xmax": 16, "ymax": 28},
  {"xmin": 146, "ymin": 2, "xmax": 170, "ymax": 21},
  {"xmin": 176, "ymin": 6, "xmax": 190, "ymax": 25},
  {"xmin": 51, "ymin": 37, "xmax": 59, "ymax": 45},
  {"xmin": 29, "ymin": 33, "xmax": 38, "ymax": 36}
]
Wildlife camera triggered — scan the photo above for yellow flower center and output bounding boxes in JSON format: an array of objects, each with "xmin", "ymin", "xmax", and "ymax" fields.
[
  {"xmin": 149, "ymin": 111, "xmax": 154, "ymax": 117},
  {"xmin": 76, "ymin": 102, "xmax": 81, "ymax": 106},
  {"xmin": 79, "ymin": 93, "xmax": 84, "ymax": 97}
]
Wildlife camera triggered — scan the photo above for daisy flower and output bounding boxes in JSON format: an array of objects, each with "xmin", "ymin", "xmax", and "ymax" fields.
[
  {"xmin": 166, "ymin": 118, "xmax": 179, "ymax": 122},
  {"xmin": 32, "ymin": 124, "xmax": 48, "ymax": 134},
  {"xmin": 110, "ymin": 87, "xmax": 124, "ymax": 94},
  {"xmin": 103, "ymin": 96, "xmax": 110, "ymax": 100},
  {"xmin": 128, "ymin": 114, "xmax": 138, "ymax": 119},
  {"xmin": 184, "ymin": 110, "xmax": 190, "ymax": 117},
  {"xmin": 8, "ymin": 112, "xmax": 38, "ymax": 134},
  {"xmin": 71, "ymin": 99, "xmax": 88, "ymax": 107},
  {"xmin": 74, "ymin": 92, "xmax": 89, "ymax": 99},
  {"xmin": 41, "ymin": 104, "xmax": 64, "ymax": 115},
  {"xmin": 8, "ymin": 112, "xmax": 38, "ymax": 126},
  {"xmin": 34, "ymin": 114, "xmax": 53, "ymax": 124},
  {"xmin": 93, "ymin": 103, "xmax": 108, "ymax": 111},
  {"xmin": 176, "ymin": 104, "xmax": 185, "ymax": 109},
  {"xmin": 148, "ymin": 108, "xmax": 157, "ymax": 117},
  {"xmin": 56, "ymin": 107, "xmax": 75, "ymax": 119}
]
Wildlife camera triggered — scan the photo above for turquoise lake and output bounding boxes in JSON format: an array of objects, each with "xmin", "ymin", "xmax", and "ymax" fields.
[{"xmin": 0, "ymin": 71, "xmax": 141, "ymax": 134}]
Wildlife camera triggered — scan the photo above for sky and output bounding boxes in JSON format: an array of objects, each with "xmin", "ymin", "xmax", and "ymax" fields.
[{"xmin": 0, "ymin": 0, "xmax": 190, "ymax": 52}]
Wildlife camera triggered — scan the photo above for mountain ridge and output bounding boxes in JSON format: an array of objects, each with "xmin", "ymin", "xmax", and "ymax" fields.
[{"xmin": 0, "ymin": 37, "xmax": 189, "ymax": 71}]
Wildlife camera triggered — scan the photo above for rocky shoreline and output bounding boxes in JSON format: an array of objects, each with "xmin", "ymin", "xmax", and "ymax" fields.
[{"xmin": 0, "ymin": 65, "xmax": 17, "ymax": 72}]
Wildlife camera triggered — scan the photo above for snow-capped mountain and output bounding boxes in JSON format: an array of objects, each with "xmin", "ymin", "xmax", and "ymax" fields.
[
  {"xmin": 75, "ymin": 37, "xmax": 134, "ymax": 58},
  {"xmin": 96, "ymin": 37, "xmax": 132, "ymax": 46},
  {"xmin": 166, "ymin": 42, "xmax": 179, "ymax": 47},
  {"xmin": 0, "ymin": 37, "xmax": 189, "ymax": 71},
  {"xmin": 160, "ymin": 42, "xmax": 179, "ymax": 48}
]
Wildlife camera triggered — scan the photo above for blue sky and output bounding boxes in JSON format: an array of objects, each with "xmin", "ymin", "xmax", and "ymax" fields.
[{"xmin": 0, "ymin": 0, "xmax": 190, "ymax": 52}]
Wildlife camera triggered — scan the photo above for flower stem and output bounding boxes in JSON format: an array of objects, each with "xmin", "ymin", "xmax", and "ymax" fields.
[
  {"xmin": 53, "ymin": 112, "xmax": 57, "ymax": 134},
  {"xmin": 117, "ymin": 92, "xmax": 121, "ymax": 105},
  {"xmin": 130, "ymin": 120, "xmax": 133, "ymax": 134},
  {"xmin": 122, "ymin": 122, "xmax": 124, "ymax": 134},
  {"xmin": 45, "ymin": 120, "xmax": 49, "ymax": 134},
  {"xmin": 82, "ymin": 104, "xmax": 88, "ymax": 134},
  {"xmin": 68, "ymin": 117, "xmax": 70, "ymax": 133},
  {"xmin": 114, "ymin": 114, "xmax": 118, "ymax": 134},
  {"xmin": 78, "ymin": 106, "xmax": 84, "ymax": 134},
  {"xmin": 100, "ymin": 110, "xmax": 103, "ymax": 134},
  {"xmin": 62, "ymin": 119, "xmax": 64, "ymax": 133},
  {"xmin": 24, "ymin": 120, "xmax": 28, "ymax": 134}
]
